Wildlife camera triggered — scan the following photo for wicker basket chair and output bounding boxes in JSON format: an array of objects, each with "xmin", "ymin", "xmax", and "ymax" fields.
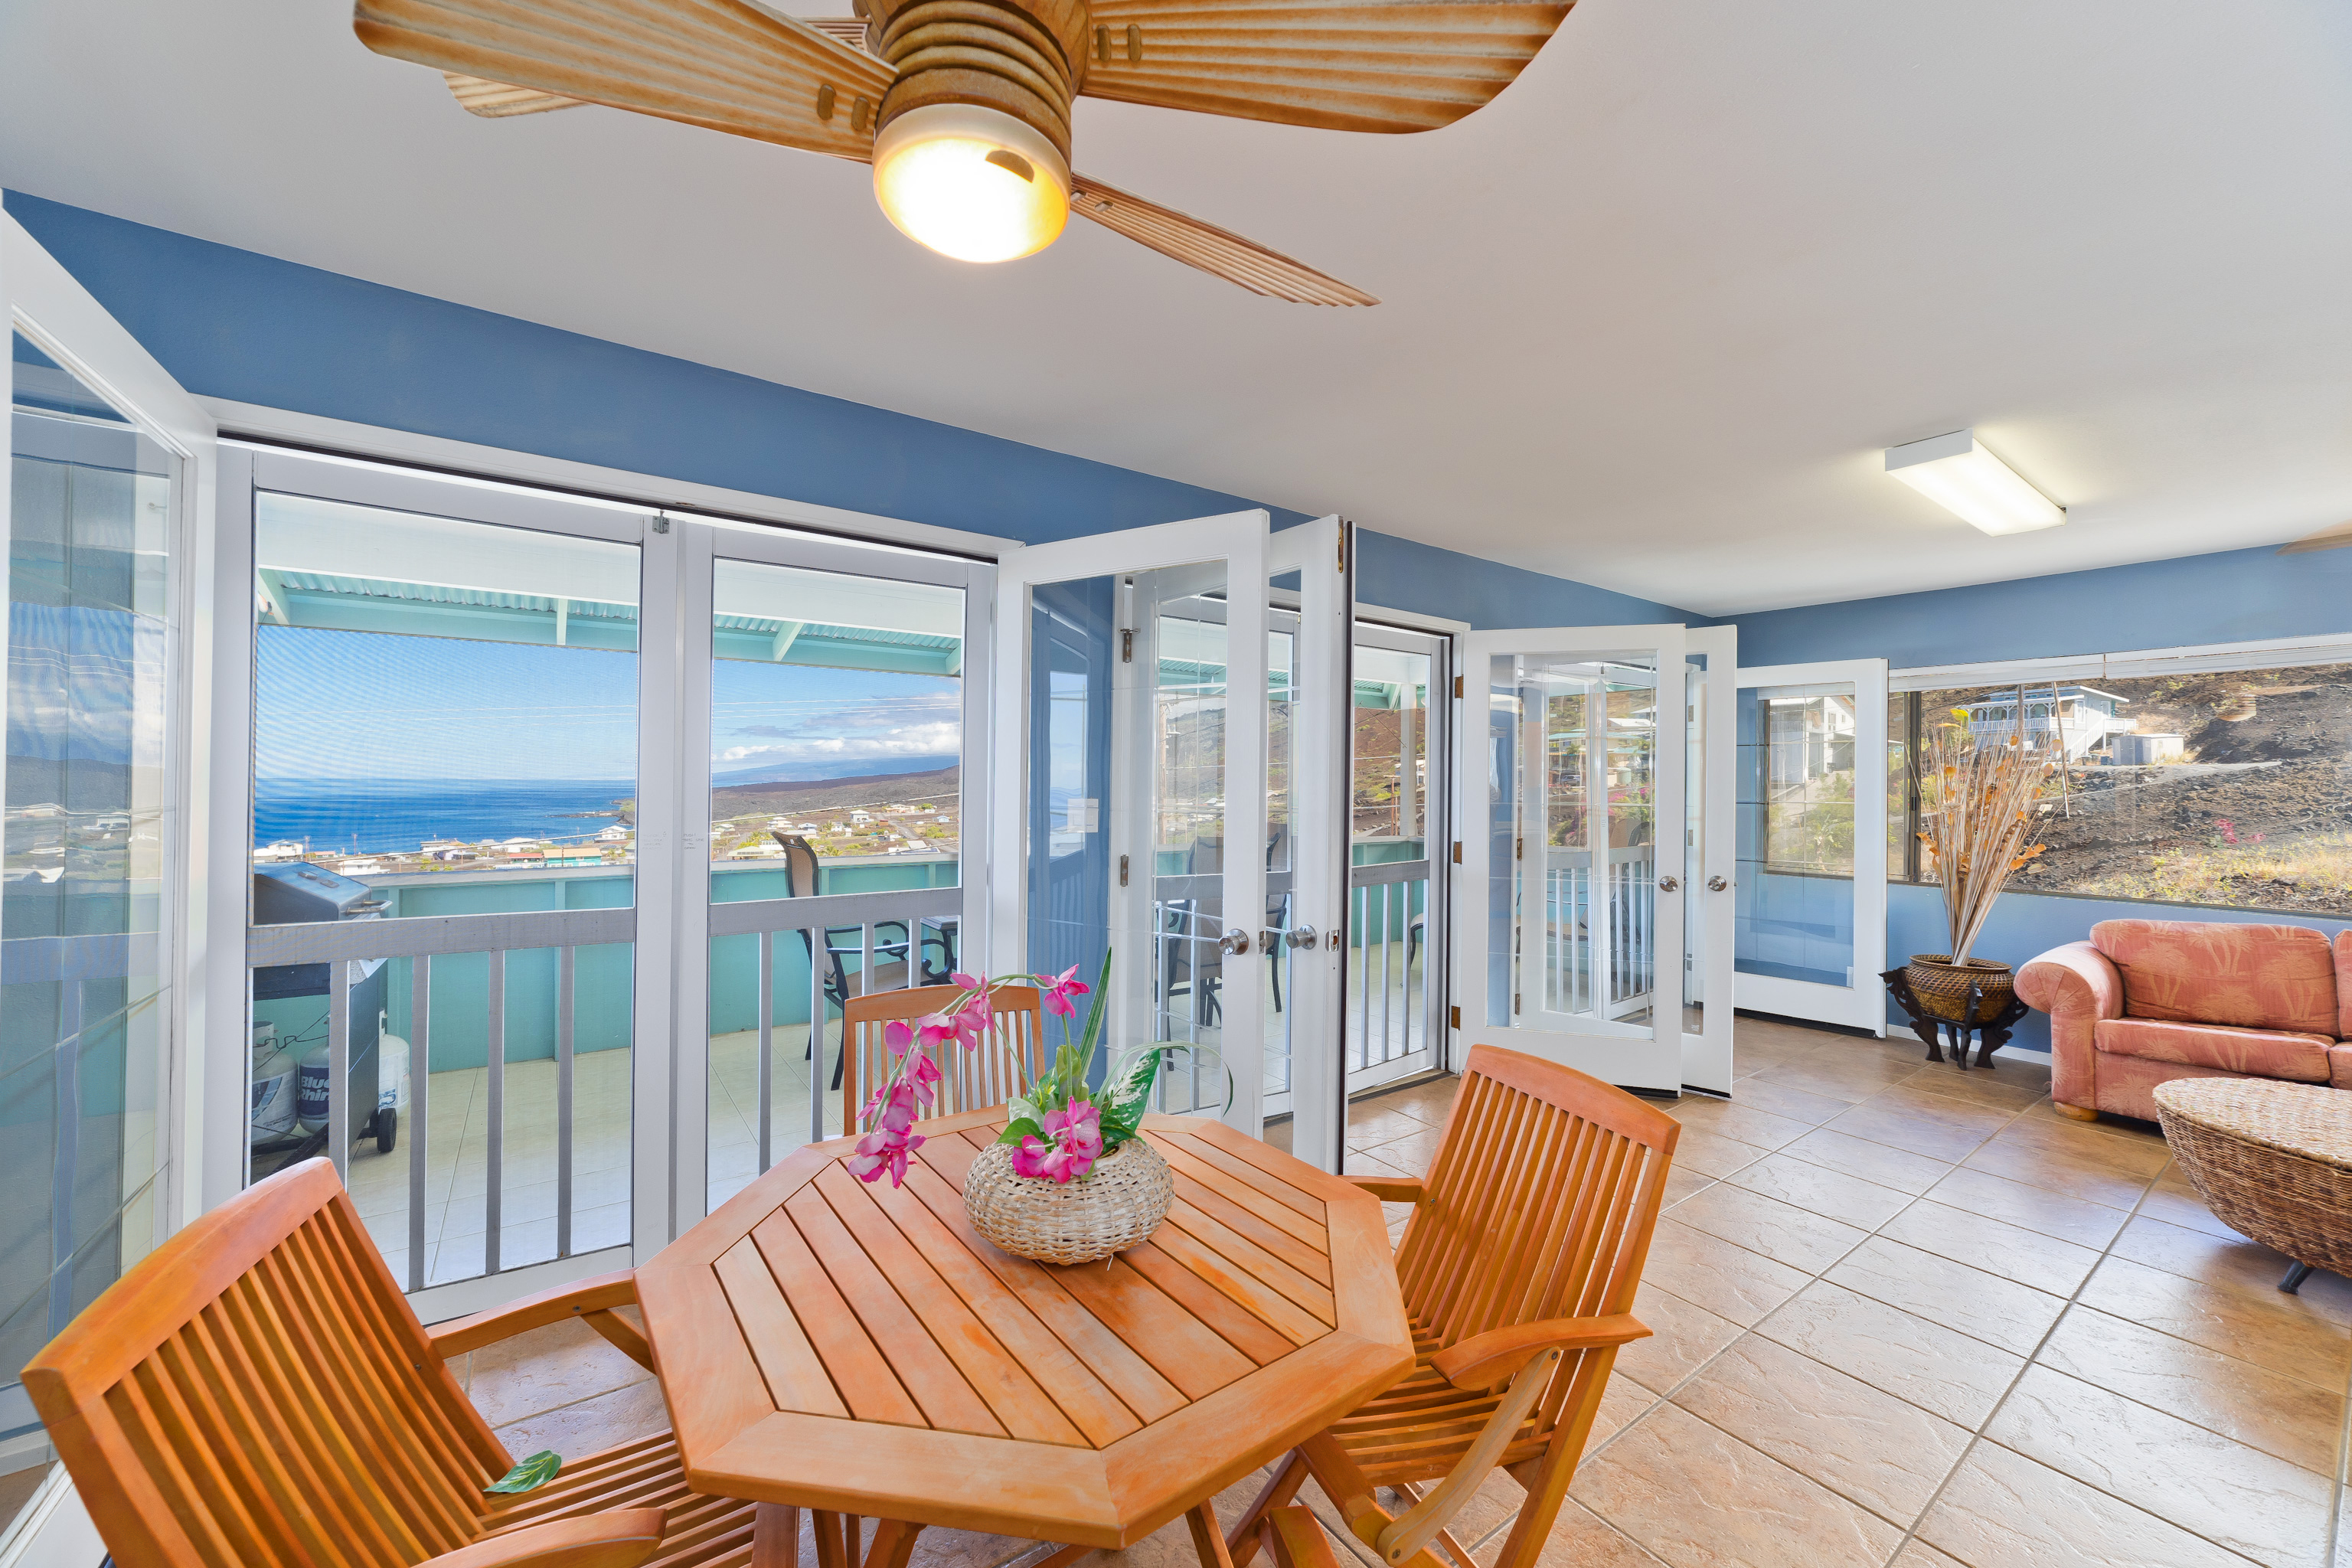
[
  {"xmin": 24, "ymin": 1158, "xmax": 753, "ymax": 1568},
  {"xmin": 840, "ymin": 982, "xmax": 1046, "ymax": 1132},
  {"xmin": 1225, "ymin": 1044, "xmax": 1679, "ymax": 1568}
]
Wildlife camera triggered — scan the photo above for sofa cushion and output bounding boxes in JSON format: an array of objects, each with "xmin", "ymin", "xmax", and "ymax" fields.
[
  {"xmin": 2093, "ymin": 1016, "xmax": 2334, "ymax": 1083},
  {"xmin": 2334, "ymin": 931, "xmax": 2352, "ymax": 1040},
  {"xmin": 2090, "ymin": 919, "xmax": 2338, "ymax": 1036}
]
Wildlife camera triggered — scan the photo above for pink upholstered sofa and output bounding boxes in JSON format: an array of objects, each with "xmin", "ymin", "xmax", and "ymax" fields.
[{"xmin": 2017, "ymin": 919, "xmax": 2352, "ymax": 1122}]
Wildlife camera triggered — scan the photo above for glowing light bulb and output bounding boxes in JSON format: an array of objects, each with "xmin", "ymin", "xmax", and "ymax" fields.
[{"xmin": 871, "ymin": 103, "xmax": 1070, "ymax": 264}]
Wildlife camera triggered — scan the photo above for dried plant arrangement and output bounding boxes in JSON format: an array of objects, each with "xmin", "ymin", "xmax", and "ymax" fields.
[{"xmin": 1916, "ymin": 709, "xmax": 2060, "ymax": 965}]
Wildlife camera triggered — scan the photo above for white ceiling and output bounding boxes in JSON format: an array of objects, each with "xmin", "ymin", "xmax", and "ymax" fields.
[{"xmin": 5, "ymin": 1, "xmax": 2350, "ymax": 615}]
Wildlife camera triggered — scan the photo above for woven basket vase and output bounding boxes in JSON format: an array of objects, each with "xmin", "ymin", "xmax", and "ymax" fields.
[
  {"xmin": 1904, "ymin": 955, "xmax": 2015, "ymax": 1023},
  {"xmin": 2154, "ymin": 1078, "xmax": 2352, "ymax": 1279},
  {"xmin": 962, "ymin": 1137, "xmax": 1174, "ymax": 1266}
]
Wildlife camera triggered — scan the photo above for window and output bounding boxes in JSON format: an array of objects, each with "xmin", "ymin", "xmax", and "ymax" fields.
[{"xmin": 1890, "ymin": 658, "xmax": 2352, "ymax": 914}]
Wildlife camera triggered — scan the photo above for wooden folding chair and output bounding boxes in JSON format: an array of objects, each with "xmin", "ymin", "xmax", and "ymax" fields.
[
  {"xmin": 24, "ymin": 1158, "xmax": 753, "ymax": 1568},
  {"xmin": 840, "ymin": 982, "xmax": 1047, "ymax": 1132},
  {"xmin": 1224, "ymin": 1044, "xmax": 1680, "ymax": 1568}
]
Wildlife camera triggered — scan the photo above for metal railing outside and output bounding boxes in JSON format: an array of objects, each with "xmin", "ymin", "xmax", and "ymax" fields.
[
  {"xmin": 1348, "ymin": 858, "xmax": 1429, "ymax": 1073},
  {"xmin": 247, "ymin": 904, "xmax": 634, "ymax": 1293},
  {"xmin": 1540, "ymin": 847, "xmax": 1655, "ymax": 1020}
]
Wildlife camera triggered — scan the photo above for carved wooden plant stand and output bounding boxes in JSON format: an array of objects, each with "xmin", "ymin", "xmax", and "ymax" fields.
[{"xmin": 1881, "ymin": 966, "xmax": 2030, "ymax": 1069}]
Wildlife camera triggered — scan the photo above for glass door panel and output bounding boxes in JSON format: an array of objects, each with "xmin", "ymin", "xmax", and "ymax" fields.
[
  {"xmin": 991, "ymin": 514, "xmax": 1271, "ymax": 1132},
  {"xmin": 1347, "ymin": 627, "xmax": 1445, "ymax": 1095},
  {"xmin": 1733, "ymin": 659, "xmax": 1888, "ymax": 1032},
  {"xmin": 237, "ymin": 449, "xmax": 651, "ymax": 1303},
  {"xmin": 700, "ymin": 550, "xmax": 971, "ymax": 1210},
  {"xmin": 1461, "ymin": 627, "xmax": 1694, "ymax": 1094}
]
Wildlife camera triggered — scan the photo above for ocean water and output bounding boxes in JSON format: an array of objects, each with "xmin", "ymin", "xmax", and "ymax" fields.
[{"xmin": 253, "ymin": 778, "xmax": 635, "ymax": 855}]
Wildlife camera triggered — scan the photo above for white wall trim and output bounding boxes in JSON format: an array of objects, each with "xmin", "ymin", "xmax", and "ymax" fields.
[
  {"xmin": 198, "ymin": 396, "xmax": 1021, "ymax": 560},
  {"xmin": 1892, "ymin": 632, "xmax": 2352, "ymax": 691},
  {"xmin": 1354, "ymin": 601, "xmax": 1471, "ymax": 636}
]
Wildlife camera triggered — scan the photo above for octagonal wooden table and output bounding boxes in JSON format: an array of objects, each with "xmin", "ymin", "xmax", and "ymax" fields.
[{"xmin": 636, "ymin": 1108, "xmax": 1414, "ymax": 1568}]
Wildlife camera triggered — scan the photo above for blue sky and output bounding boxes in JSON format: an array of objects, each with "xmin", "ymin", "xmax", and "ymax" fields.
[{"xmin": 254, "ymin": 626, "xmax": 959, "ymax": 783}]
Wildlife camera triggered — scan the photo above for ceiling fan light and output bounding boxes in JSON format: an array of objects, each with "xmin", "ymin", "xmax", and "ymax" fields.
[
  {"xmin": 871, "ymin": 104, "xmax": 1070, "ymax": 265},
  {"xmin": 1884, "ymin": 430, "xmax": 2065, "ymax": 535}
]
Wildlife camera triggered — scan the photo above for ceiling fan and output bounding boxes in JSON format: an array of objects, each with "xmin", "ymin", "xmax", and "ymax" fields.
[{"xmin": 351, "ymin": 0, "xmax": 1573, "ymax": 304}]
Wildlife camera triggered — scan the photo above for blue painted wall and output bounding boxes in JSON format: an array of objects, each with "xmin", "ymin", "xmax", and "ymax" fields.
[
  {"xmin": 3, "ymin": 191, "xmax": 1694, "ymax": 629},
  {"xmin": 1731, "ymin": 551, "xmax": 2352, "ymax": 1048}
]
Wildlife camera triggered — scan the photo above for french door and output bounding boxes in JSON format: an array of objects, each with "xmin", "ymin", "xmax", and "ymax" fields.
[
  {"xmin": 1731, "ymin": 658, "xmax": 1889, "ymax": 1034},
  {"xmin": 1456, "ymin": 625, "xmax": 1736, "ymax": 1095},
  {"xmin": 988, "ymin": 514, "xmax": 1352, "ymax": 1164}
]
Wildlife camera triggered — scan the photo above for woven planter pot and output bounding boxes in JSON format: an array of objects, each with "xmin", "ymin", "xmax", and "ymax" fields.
[
  {"xmin": 962, "ymin": 1137, "xmax": 1174, "ymax": 1266},
  {"xmin": 1905, "ymin": 955, "xmax": 2015, "ymax": 1023},
  {"xmin": 2155, "ymin": 1078, "xmax": 2352, "ymax": 1279}
]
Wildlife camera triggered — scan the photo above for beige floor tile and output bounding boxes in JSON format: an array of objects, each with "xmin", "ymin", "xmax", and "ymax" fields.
[
  {"xmin": 1755, "ymin": 1281, "xmax": 2024, "ymax": 1429},
  {"xmin": 1825, "ymin": 1237, "xmax": 2066, "ymax": 1357},
  {"xmin": 488, "ymin": 1377, "xmax": 669, "ymax": 1461},
  {"xmin": 2037, "ymin": 1304, "xmax": 2346, "ymax": 1475},
  {"xmin": 1726, "ymin": 1152, "xmax": 1914, "ymax": 1230},
  {"xmin": 1886, "ymin": 1542, "xmax": 1967, "ymax": 1568},
  {"xmin": 1471, "ymin": 1497, "xmax": 1665, "ymax": 1568},
  {"xmin": 1724, "ymin": 1079, "xmax": 1857, "ymax": 1126},
  {"xmin": 1586, "ymin": 1374, "xmax": 1659, "ymax": 1458},
  {"xmin": 1658, "ymin": 1166, "xmax": 1715, "ymax": 1211},
  {"xmin": 1916, "ymin": 1441, "xmax": 2254, "ymax": 1568},
  {"xmin": 1984, "ymin": 1110, "xmax": 2171, "ymax": 1178},
  {"xmin": 2109, "ymin": 1214, "xmax": 2352, "ymax": 1323},
  {"xmin": 1744, "ymin": 1055, "xmax": 1922, "ymax": 1104},
  {"xmin": 1880, "ymin": 1200, "xmax": 2104, "ymax": 1297},
  {"xmin": 1663, "ymin": 1126, "xmax": 1773, "ymax": 1180},
  {"xmin": 1668, "ymin": 1099, "xmax": 1817, "ymax": 1152},
  {"xmin": 1667, "ymin": 1183, "xmax": 1869, "ymax": 1275},
  {"xmin": 2132, "ymin": 1168, "xmax": 2248, "ymax": 1244},
  {"xmin": 1921, "ymin": 1167, "xmax": 2130, "ymax": 1250},
  {"xmin": 1640, "ymin": 1221, "xmax": 1815, "ymax": 1328},
  {"xmin": 467, "ymin": 1315, "xmax": 657, "ymax": 1428},
  {"xmin": 1867, "ymin": 1081, "xmax": 2030, "ymax": 1134},
  {"xmin": 1668, "ymin": 1335, "xmax": 1971, "ymax": 1527},
  {"xmin": 2076, "ymin": 1253, "xmax": 2352, "ymax": 1389},
  {"xmin": 1821, "ymin": 1099, "xmax": 2007, "ymax": 1165},
  {"xmin": 1779, "ymin": 1128, "xmax": 1953, "ymax": 1195},
  {"xmin": 1958, "ymin": 1138, "xmax": 2161, "ymax": 1210},
  {"xmin": 1613, "ymin": 1284, "xmax": 1746, "ymax": 1394},
  {"xmin": 1570, "ymin": 1402, "xmax": 1904, "ymax": 1568},
  {"xmin": 1985, "ymin": 1364, "xmax": 2332, "ymax": 1568},
  {"xmin": 1903, "ymin": 1061, "xmax": 2052, "ymax": 1112},
  {"xmin": 1346, "ymin": 1105, "xmax": 1431, "ymax": 1149}
]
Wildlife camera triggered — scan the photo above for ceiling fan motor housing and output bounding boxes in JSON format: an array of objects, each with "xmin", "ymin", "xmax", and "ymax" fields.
[{"xmin": 863, "ymin": 0, "xmax": 1089, "ymax": 162}]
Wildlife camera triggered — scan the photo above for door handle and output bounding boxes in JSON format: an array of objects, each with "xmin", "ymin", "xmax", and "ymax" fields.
[
  {"xmin": 1707, "ymin": 875, "xmax": 1730, "ymax": 892},
  {"xmin": 1219, "ymin": 930, "xmax": 1251, "ymax": 956},
  {"xmin": 1259, "ymin": 930, "xmax": 1281, "ymax": 952},
  {"xmin": 1657, "ymin": 875, "xmax": 1680, "ymax": 893},
  {"xmin": 1285, "ymin": 926, "xmax": 1318, "ymax": 949}
]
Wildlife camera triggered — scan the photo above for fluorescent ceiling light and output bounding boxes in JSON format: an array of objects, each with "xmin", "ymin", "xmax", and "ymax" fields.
[{"xmin": 1885, "ymin": 430, "xmax": 2065, "ymax": 535}]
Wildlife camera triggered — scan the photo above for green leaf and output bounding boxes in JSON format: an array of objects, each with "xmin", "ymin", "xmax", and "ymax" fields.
[
  {"xmin": 996, "ymin": 1116, "xmax": 1045, "ymax": 1147},
  {"xmin": 487, "ymin": 1451, "xmax": 563, "ymax": 1494},
  {"xmin": 1075, "ymin": 946, "xmax": 1115, "ymax": 1062}
]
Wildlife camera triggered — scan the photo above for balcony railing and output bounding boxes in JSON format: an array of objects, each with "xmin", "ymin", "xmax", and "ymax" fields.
[{"xmin": 1541, "ymin": 846, "xmax": 1656, "ymax": 1019}]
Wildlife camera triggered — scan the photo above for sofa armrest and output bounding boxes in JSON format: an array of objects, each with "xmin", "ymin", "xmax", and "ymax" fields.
[{"xmin": 2016, "ymin": 942, "xmax": 2122, "ymax": 1021}]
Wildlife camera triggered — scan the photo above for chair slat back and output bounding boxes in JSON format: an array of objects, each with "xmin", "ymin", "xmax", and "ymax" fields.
[
  {"xmin": 841, "ymin": 983, "xmax": 1047, "ymax": 1131},
  {"xmin": 1396, "ymin": 1046, "xmax": 1679, "ymax": 1409},
  {"xmin": 24, "ymin": 1160, "xmax": 503, "ymax": 1568}
]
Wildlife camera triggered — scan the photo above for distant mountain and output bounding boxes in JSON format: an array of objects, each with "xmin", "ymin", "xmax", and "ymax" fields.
[
  {"xmin": 710, "ymin": 764, "xmax": 959, "ymax": 818},
  {"xmin": 710, "ymin": 754, "xmax": 956, "ymax": 786}
]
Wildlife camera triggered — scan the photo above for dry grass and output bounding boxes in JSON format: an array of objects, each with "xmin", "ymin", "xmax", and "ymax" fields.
[{"xmin": 2064, "ymin": 831, "xmax": 2352, "ymax": 910}]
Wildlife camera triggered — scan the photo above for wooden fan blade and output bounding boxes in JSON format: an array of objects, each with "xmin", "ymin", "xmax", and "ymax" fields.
[
  {"xmin": 353, "ymin": 0, "xmax": 894, "ymax": 158},
  {"xmin": 1070, "ymin": 174, "xmax": 1375, "ymax": 304},
  {"xmin": 443, "ymin": 70, "xmax": 583, "ymax": 115},
  {"xmin": 1076, "ymin": 0, "xmax": 1573, "ymax": 133}
]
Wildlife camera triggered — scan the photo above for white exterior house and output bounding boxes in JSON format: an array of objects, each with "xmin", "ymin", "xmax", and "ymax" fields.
[{"xmin": 1960, "ymin": 685, "xmax": 2132, "ymax": 761}]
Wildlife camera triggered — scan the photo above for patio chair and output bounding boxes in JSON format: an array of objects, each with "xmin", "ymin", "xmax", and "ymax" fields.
[
  {"xmin": 24, "ymin": 1156, "xmax": 753, "ymax": 1568},
  {"xmin": 841, "ymin": 982, "xmax": 1047, "ymax": 1131},
  {"xmin": 777, "ymin": 833, "xmax": 957, "ymax": 1089},
  {"xmin": 1223, "ymin": 1045, "xmax": 1679, "ymax": 1568}
]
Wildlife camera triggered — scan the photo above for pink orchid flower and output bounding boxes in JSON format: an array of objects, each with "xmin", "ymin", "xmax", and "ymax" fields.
[
  {"xmin": 845, "ymin": 1125, "xmax": 925, "ymax": 1187},
  {"xmin": 1010, "ymin": 1136, "xmax": 1078, "ymax": 1182},
  {"xmin": 1037, "ymin": 964, "xmax": 1092, "ymax": 1019},
  {"xmin": 906, "ymin": 1050, "xmax": 943, "ymax": 1106},
  {"xmin": 1041, "ymin": 1100, "xmax": 1102, "ymax": 1158}
]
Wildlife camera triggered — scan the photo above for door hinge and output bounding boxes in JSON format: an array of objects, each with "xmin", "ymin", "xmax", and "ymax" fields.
[
  {"xmin": 1513, "ymin": 992, "xmax": 1521, "ymax": 1015},
  {"xmin": 1118, "ymin": 853, "xmax": 1129, "ymax": 887},
  {"xmin": 1449, "ymin": 1005, "xmax": 1461, "ymax": 1031},
  {"xmin": 1515, "ymin": 837, "xmax": 1524, "ymax": 861},
  {"xmin": 1452, "ymin": 841, "xmax": 1462, "ymax": 864},
  {"xmin": 1453, "ymin": 675, "xmax": 1464, "ymax": 699},
  {"xmin": 1120, "ymin": 628, "xmax": 1133, "ymax": 662},
  {"xmin": 1338, "ymin": 522, "xmax": 1348, "ymax": 574},
  {"xmin": 651, "ymin": 514, "xmax": 671, "ymax": 534}
]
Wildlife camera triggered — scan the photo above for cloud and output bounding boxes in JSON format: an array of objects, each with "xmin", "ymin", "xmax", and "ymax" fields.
[{"xmin": 720, "ymin": 720, "xmax": 962, "ymax": 764}]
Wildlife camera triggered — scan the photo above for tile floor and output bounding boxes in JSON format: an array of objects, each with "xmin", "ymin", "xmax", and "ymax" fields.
[{"xmin": 456, "ymin": 1015, "xmax": 2352, "ymax": 1568}]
